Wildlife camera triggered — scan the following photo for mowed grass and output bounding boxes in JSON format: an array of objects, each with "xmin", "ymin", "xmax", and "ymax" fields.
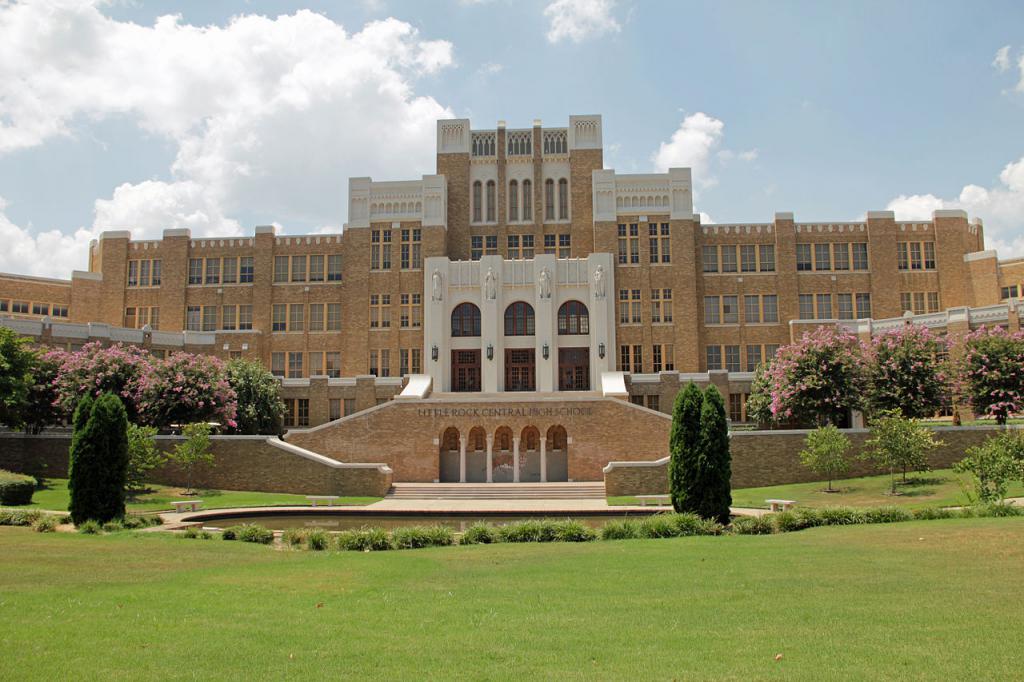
[
  {"xmin": 25, "ymin": 479, "xmax": 380, "ymax": 513},
  {"xmin": 611, "ymin": 468, "xmax": 1024, "ymax": 510},
  {"xmin": 3, "ymin": 519, "xmax": 1024, "ymax": 680}
]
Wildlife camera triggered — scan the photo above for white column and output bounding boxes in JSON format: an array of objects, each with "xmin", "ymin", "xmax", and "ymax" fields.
[
  {"xmin": 540, "ymin": 437, "xmax": 547, "ymax": 483},
  {"xmin": 512, "ymin": 436, "xmax": 521, "ymax": 483},
  {"xmin": 459, "ymin": 436, "xmax": 467, "ymax": 483},
  {"xmin": 485, "ymin": 434, "xmax": 494, "ymax": 484}
]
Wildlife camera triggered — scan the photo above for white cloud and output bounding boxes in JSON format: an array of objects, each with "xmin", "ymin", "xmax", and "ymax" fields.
[
  {"xmin": 477, "ymin": 62, "xmax": 503, "ymax": 77},
  {"xmin": 0, "ymin": 3, "xmax": 455, "ymax": 242},
  {"xmin": 698, "ymin": 212, "xmax": 714, "ymax": 224},
  {"xmin": 886, "ymin": 156, "xmax": 1024, "ymax": 258},
  {"xmin": 993, "ymin": 45, "xmax": 1011, "ymax": 72},
  {"xmin": 651, "ymin": 112, "xmax": 724, "ymax": 186},
  {"xmin": 544, "ymin": 0, "xmax": 620, "ymax": 44},
  {"xmin": 0, "ymin": 197, "xmax": 96, "ymax": 278}
]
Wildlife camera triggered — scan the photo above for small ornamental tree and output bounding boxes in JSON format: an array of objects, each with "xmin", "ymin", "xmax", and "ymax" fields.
[
  {"xmin": 866, "ymin": 325, "xmax": 949, "ymax": 419},
  {"xmin": 68, "ymin": 393, "xmax": 129, "ymax": 524},
  {"xmin": 669, "ymin": 382, "xmax": 703, "ymax": 513},
  {"xmin": 957, "ymin": 326, "xmax": 1024, "ymax": 425},
  {"xmin": 744, "ymin": 361, "xmax": 775, "ymax": 427},
  {"xmin": 0, "ymin": 327, "xmax": 36, "ymax": 429},
  {"xmin": 226, "ymin": 359, "xmax": 286, "ymax": 435},
  {"xmin": 126, "ymin": 424, "xmax": 164, "ymax": 494},
  {"xmin": 136, "ymin": 352, "xmax": 237, "ymax": 429},
  {"xmin": 693, "ymin": 385, "xmax": 732, "ymax": 524},
  {"xmin": 21, "ymin": 348, "xmax": 65, "ymax": 434},
  {"xmin": 53, "ymin": 342, "xmax": 153, "ymax": 422},
  {"xmin": 799, "ymin": 425, "xmax": 851, "ymax": 492},
  {"xmin": 764, "ymin": 326, "xmax": 869, "ymax": 427},
  {"xmin": 862, "ymin": 410, "xmax": 943, "ymax": 494},
  {"xmin": 170, "ymin": 422, "xmax": 215, "ymax": 495},
  {"xmin": 954, "ymin": 432, "xmax": 1024, "ymax": 503}
]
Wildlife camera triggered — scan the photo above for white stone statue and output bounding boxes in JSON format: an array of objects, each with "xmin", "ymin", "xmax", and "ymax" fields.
[
  {"xmin": 593, "ymin": 265, "xmax": 606, "ymax": 299},
  {"xmin": 431, "ymin": 269, "xmax": 443, "ymax": 302},
  {"xmin": 484, "ymin": 267, "xmax": 497, "ymax": 300},
  {"xmin": 538, "ymin": 267, "xmax": 552, "ymax": 299}
]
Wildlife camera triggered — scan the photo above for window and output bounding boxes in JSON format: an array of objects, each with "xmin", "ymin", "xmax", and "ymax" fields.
[
  {"xmin": 239, "ymin": 305, "xmax": 253, "ymax": 330},
  {"xmin": 646, "ymin": 395, "xmax": 660, "ymax": 412},
  {"xmin": 927, "ymin": 292, "xmax": 940, "ymax": 313},
  {"xmin": 504, "ymin": 301, "xmax": 535, "ymax": 336},
  {"xmin": 558, "ymin": 300, "xmax": 589, "ymax": 335},
  {"xmin": 544, "ymin": 179, "xmax": 555, "ymax": 220},
  {"xmin": 271, "ymin": 352, "xmax": 285, "ymax": 377},
  {"xmin": 744, "ymin": 295, "xmax": 761, "ymax": 323},
  {"xmin": 327, "ymin": 254, "xmax": 342, "ymax": 281},
  {"xmin": 123, "ymin": 307, "xmax": 136, "ymax": 329},
  {"xmin": 327, "ymin": 303, "xmax": 341, "ymax": 331},
  {"xmin": 272, "ymin": 304, "xmax": 287, "ymax": 331},
  {"xmin": 188, "ymin": 258, "xmax": 203, "ymax": 284},
  {"xmin": 763, "ymin": 295, "xmax": 778, "ymax": 323},
  {"xmin": 471, "ymin": 236, "xmax": 483, "ymax": 261},
  {"xmin": 796, "ymin": 244, "xmax": 812, "ymax": 271},
  {"xmin": 759, "ymin": 245, "xmax": 775, "ymax": 272},
  {"xmin": 289, "ymin": 304, "xmax": 304, "ymax": 332},
  {"xmin": 52, "ymin": 305, "xmax": 69, "ymax": 318},
  {"xmin": 326, "ymin": 352, "xmax": 341, "ymax": 378},
  {"xmin": 371, "ymin": 229, "xmax": 392, "ymax": 270},
  {"xmin": 309, "ymin": 303, "xmax": 324, "ymax": 331},
  {"xmin": 151, "ymin": 260, "xmax": 162, "ymax": 285},
  {"xmin": 508, "ymin": 180, "xmax": 519, "ymax": 221},
  {"xmin": 816, "ymin": 293, "xmax": 832, "ymax": 319},
  {"xmin": 722, "ymin": 295, "xmax": 738, "ymax": 324},
  {"xmin": 240, "ymin": 257, "xmax": 254, "ymax": 283},
  {"xmin": 222, "ymin": 257, "xmax": 237, "ymax": 284},
  {"xmin": 651, "ymin": 289, "xmax": 672, "ymax": 323},
  {"xmin": 308, "ymin": 255, "xmax": 324, "ymax": 282},
  {"xmin": 1002, "ymin": 285, "xmax": 1020, "ymax": 299},
  {"xmin": 617, "ymin": 223, "xmax": 640, "ymax": 264},
  {"xmin": 127, "ymin": 260, "xmax": 138, "ymax": 287},
  {"xmin": 544, "ymin": 234, "xmax": 556, "ymax": 255},
  {"xmin": 205, "ymin": 258, "xmax": 220, "ymax": 285},
  {"xmin": 706, "ymin": 345, "xmax": 722, "ymax": 371},
  {"xmin": 652, "ymin": 344, "xmax": 674, "ymax": 372},
  {"xmin": 729, "ymin": 394, "xmax": 748, "ymax": 423},
  {"xmin": 522, "ymin": 179, "xmax": 532, "ymax": 220},
  {"xmin": 274, "ymin": 256, "xmax": 288, "ymax": 282},
  {"xmin": 650, "ymin": 223, "xmax": 670, "ymax": 263},
  {"xmin": 200, "ymin": 305, "xmax": 216, "ymax": 332},
  {"xmin": 704, "ymin": 296, "xmax": 720, "ymax": 325},
  {"xmin": 856, "ymin": 293, "xmax": 872, "ymax": 318},
  {"xmin": 799, "ymin": 294, "xmax": 814, "ymax": 319},
  {"xmin": 127, "ymin": 259, "xmax": 161, "ymax": 287},
  {"xmin": 620, "ymin": 345, "xmax": 643, "ymax": 373},
  {"xmin": 472, "ymin": 181, "xmax": 482, "ymax": 222},
  {"xmin": 309, "ymin": 351, "xmax": 324, "ymax": 376},
  {"xmin": 400, "ymin": 229, "xmax": 422, "ymax": 269},
  {"xmin": 286, "ymin": 352, "xmax": 303, "ymax": 379},
  {"xmin": 725, "ymin": 345, "xmax": 741, "ymax": 372},
  {"xmin": 746, "ymin": 345, "xmax": 763, "ymax": 372},
  {"xmin": 329, "ymin": 399, "xmax": 342, "ymax": 421},
  {"xmin": 814, "ymin": 243, "xmax": 831, "ymax": 271},
  {"xmin": 369, "ymin": 294, "xmax": 390, "ymax": 329},
  {"xmin": 344, "ymin": 398, "xmax": 356, "ymax": 416},
  {"xmin": 924, "ymin": 242, "xmax": 936, "ymax": 270},
  {"xmin": 379, "ymin": 349, "xmax": 391, "ymax": 377},
  {"xmin": 901, "ymin": 292, "xmax": 938, "ymax": 315},
  {"xmin": 799, "ymin": 293, "xmax": 832, "ymax": 319},
  {"xmin": 833, "ymin": 243, "xmax": 850, "ymax": 271},
  {"xmin": 400, "ymin": 348, "xmax": 422, "ymax": 375},
  {"xmin": 507, "ymin": 234, "xmax": 534, "ymax": 259},
  {"xmin": 400, "ymin": 293, "xmax": 422, "ymax": 328},
  {"xmin": 720, "ymin": 245, "xmax": 738, "ymax": 273},
  {"xmin": 285, "ymin": 399, "xmax": 309, "ymax": 427},
  {"xmin": 486, "ymin": 181, "xmax": 496, "ymax": 222},
  {"xmin": 837, "ymin": 293, "xmax": 854, "ymax": 320},
  {"xmin": 702, "ymin": 245, "xmax": 719, "ymax": 273},
  {"xmin": 11, "ymin": 301, "xmax": 28, "ymax": 314},
  {"xmin": 898, "ymin": 241, "xmax": 936, "ymax": 271},
  {"xmin": 557, "ymin": 178, "xmax": 568, "ymax": 220},
  {"xmin": 32, "ymin": 303, "xmax": 49, "ymax": 316},
  {"xmin": 619, "ymin": 289, "xmax": 641, "ymax": 324},
  {"xmin": 559, "ymin": 233, "xmax": 570, "ymax": 258},
  {"xmin": 222, "ymin": 305, "xmax": 237, "ymax": 330},
  {"xmin": 852, "ymin": 243, "xmax": 868, "ymax": 270},
  {"xmin": 186, "ymin": 306, "xmax": 201, "ymax": 331},
  {"xmin": 741, "ymin": 244, "xmax": 757, "ymax": 272},
  {"xmin": 451, "ymin": 303, "xmax": 481, "ymax": 337}
]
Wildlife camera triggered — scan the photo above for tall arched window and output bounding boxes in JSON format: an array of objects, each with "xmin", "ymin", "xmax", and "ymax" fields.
[
  {"xmin": 558, "ymin": 178, "xmax": 569, "ymax": 220},
  {"xmin": 504, "ymin": 301, "xmax": 535, "ymax": 336},
  {"xmin": 557, "ymin": 300, "xmax": 589, "ymax": 335},
  {"xmin": 544, "ymin": 179, "xmax": 555, "ymax": 221},
  {"xmin": 486, "ymin": 180, "xmax": 496, "ymax": 222},
  {"xmin": 472, "ymin": 181, "xmax": 482, "ymax": 223},
  {"xmin": 451, "ymin": 303, "xmax": 481, "ymax": 337},
  {"xmin": 509, "ymin": 180, "xmax": 519, "ymax": 222},
  {"xmin": 522, "ymin": 179, "xmax": 533, "ymax": 221}
]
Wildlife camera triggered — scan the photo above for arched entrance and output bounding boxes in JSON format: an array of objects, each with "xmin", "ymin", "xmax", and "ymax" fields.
[
  {"xmin": 520, "ymin": 426, "xmax": 541, "ymax": 482},
  {"xmin": 492, "ymin": 426, "xmax": 514, "ymax": 483},
  {"xmin": 438, "ymin": 427, "xmax": 461, "ymax": 482},
  {"xmin": 466, "ymin": 426, "xmax": 488, "ymax": 483},
  {"xmin": 545, "ymin": 425, "xmax": 569, "ymax": 482}
]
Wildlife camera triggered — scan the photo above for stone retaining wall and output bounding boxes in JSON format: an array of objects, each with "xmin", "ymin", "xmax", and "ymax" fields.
[
  {"xmin": 603, "ymin": 425, "xmax": 1022, "ymax": 497},
  {"xmin": 0, "ymin": 432, "xmax": 392, "ymax": 498}
]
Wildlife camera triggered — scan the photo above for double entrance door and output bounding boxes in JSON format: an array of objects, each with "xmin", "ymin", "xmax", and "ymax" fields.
[
  {"xmin": 504, "ymin": 349, "xmax": 536, "ymax": 392},
  {"xmin": 558, "ymin": 347, "xmax": 590, "ymax": 391},
  {"xmin": 451, "ymin": 350, "xmax": 481, "ymax": 392}
]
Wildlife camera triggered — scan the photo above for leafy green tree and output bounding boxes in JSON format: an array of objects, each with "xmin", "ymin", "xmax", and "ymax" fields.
[
  {"xmin": 862, "ymin": 410, "xmax": 943, "ymax": 494},
  {"xmin": 225, "ymin": 359, "xmax": 286, "ymax": 434},
  {"xmin": 744, "ymin": 361, "xmax": 775, "ymax": 427},
  {"xmin": 68, "ymin": 393, "xmax": 129, "ymax": 525},
  {"xmin": 125, "ymin": 424, "xmax": 164, "ymax": 494},
  {"xmin": 866, "ymin": 325, "xmax": 949, "ymax": 419},
  {"xmin": 694, "ymin": 386, "xmax": 733, "ymax": 524},
  {"xmin": 0, "ymin": 327, "xmax": 36, "ymax": 429},
  {"xmin": 799, "ymin": 425, "xmax": 851, "ymax": 492},
  {"xmin": 21, "ymin": 349, "xmax": 64, "ymax": 434},
  {"xmin": 954, "ymin": 432, "xmax": 1024, "ymax": 504},
  {"xmin": 669, "ymin": 382, "xmax": 703, "ymax": 513},
  {"xmin": 170, "ymin": 422, "xmax": 215, "ymax": 495}
]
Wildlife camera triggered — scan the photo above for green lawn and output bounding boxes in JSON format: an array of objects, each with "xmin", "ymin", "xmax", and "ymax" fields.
[
  {"xmin": 2, "ymin": 519, "xmax": 1024, "ymax": 679},
  {"xmin": 25, "ymin": 479, "xmax": 380, "ymax": 513},
  {"xmin": 611, "ymin": 468, "xmax": 1024, "ymax": 510}
]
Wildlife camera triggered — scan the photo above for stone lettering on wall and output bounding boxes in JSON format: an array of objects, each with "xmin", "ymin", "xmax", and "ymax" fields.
[{"xmin": 415, "ymin": 406, "xmax": 594, "ymax": 418}]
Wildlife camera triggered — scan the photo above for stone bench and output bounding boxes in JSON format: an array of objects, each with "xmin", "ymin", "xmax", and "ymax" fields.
[
  {"xmin": 635, "ymin": 494, "xmax": 671, "ymax": 507},
  {"xmin": 766, "ymin": 499, "xmax": 796, "ymax": 512},
  {"xmin": 171, "ymin": 500, "xmax": 203, "ymax": 513},
  {"xmin": 307, "ymin": 495, "xmax": 341, "ymax": 507}
]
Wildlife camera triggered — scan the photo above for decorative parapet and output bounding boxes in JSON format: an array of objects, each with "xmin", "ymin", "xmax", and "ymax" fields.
[
  {"xmin": 347, "ymin": 175, "xmax": 447, "ymax": 229},
  {"xmin": 835, "ymin": 302, "xmax": 1020, "ymax": 336},
  {"xmin": 592, "ymin": 168, "xmax": 693, "ymax": 221}
]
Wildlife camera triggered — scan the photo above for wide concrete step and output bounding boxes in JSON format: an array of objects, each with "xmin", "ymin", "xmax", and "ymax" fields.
[{"xmin": 387, "ymin": 482, "xmax": 606, "ymax": 500}]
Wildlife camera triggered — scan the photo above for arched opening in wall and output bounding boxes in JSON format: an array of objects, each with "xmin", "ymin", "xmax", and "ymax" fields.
[
  {"xmin": 504, "ymin": 301, "xmax": 535, "ymax": 336},
  {"xmin": 544, "ymin": 179, "xmax": 555, "ymax": 221},
  {"xmin": 522, "ymin": 179, "xmax": 533, "ymax": 220},
  {"xmin": 439, "ymin": 427, "xmax": 461, "ymax": 483},
  {"xmin": 545, "ymin": 425, "xmax": 569, "ymax": 482},
  {"xmin": 451, "ymin": 303, "xmax": 481, "ymax": 337},
  {"xmin": 492, "ymin": 426, "xmax": 515, "ymax": 483},
  {"xmin": 472, "ymin": 181, "xmax": 482, "ymax": 223},
  {"xmin": 558, "ymin": 178, "xmax": 569, "ymax": 220},
  {"xmin": 557, "ymin": 300, "xmax": 589, "ymax": 335},
  {"xmin": 466, "ymin": 426, "xmax": 488, "ymax": 483},
  {"xmin": 520, "ymin": 425, "xmax": 542, "ymax": 482},
  {"xmin": 508, "ymin": 179, "xmax": 519, "ymax": 222},
  {"xmin": 486, "ymin": 181, "xmax": 496, "ymax": 222}
]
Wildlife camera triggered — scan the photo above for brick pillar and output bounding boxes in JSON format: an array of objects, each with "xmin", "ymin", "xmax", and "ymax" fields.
[
  {"xmin": 308, "ymin": 376, "xmax": 329, "ymax": 426},
  {"xmin": 354, "ymin": 375, "xmax": 377, "ymax": 412}
]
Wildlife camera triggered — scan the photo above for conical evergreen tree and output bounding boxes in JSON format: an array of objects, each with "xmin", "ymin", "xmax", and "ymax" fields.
[
  {"xmin": 669, "ymin": 382, "xmax": 703, "ymax": 513},
  {"xmin": 695, "ymin": 385, "xmax": 732, "ymax": 524},
  {"xmin": 68, "ymin": 393, "xmax": 129, "ymax": 524}
]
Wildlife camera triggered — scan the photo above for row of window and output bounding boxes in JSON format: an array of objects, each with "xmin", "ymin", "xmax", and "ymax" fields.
[
  {"xmin": 900, "ymin": 291, "xmax": 941, "ymax": 315},
  {"xmin": 449, "ymin": 300, "xmax": 590, "ymax": 337},
  {"xmin": 702, "ymin": 244, "xmax": 776, "ymax": 273},
  {"xmin": 796, "ymin": 242, "xmax": 870, "ymax": 272},
  {"xmin": 1001, "ymin": 285, "xmax": 1020, "ymax": 300},
  {"xmin": 369, "ymin": 294, "xmax": 422, "ymax": 330},
  {"xmin": 369, "ymin": 229, "xmax": 422, "ymax": 271},
  {"xmin": 618, "ymin": 223, "xmax": 672, "ymax": 265},
  {"xmin": 281, "ymin": 396, "xmax": 378, "ymax": 427},
  {"xmin": 369, "ymin": 348, "xmax": 422, "ymax": 377},
  {"xmin": 124, "ymin": 306, "xmax": 159, "ymax": 329},
  {"xmin": 703, "ymin": 295, "xmax": 780, "ymax": 325},
  {"xmin": 618, "ymin": 289, "xmax": 674, "ymax": 324},
  {"xmin": 630, "ymin": 391, "xmax": 752, "ymax": 421},
  {"xmin": 897, "ymin": 241, "xmax": 936, "ymax": 271},
  {"xmin": 618, "ymin": 343, "xmax": 675, "ymax": 374},
  {"xmin": 472, "ymin": 178, "xmax": 569, "ymax": 224},
  {"xmin": 272, "ymin": 303, "xmax": 344, "ymax": 333},
  {"xmin": 797, "ymin": 293, "xmax": 873, "ymax": 320},
  {"xmin": 706, "ymin": 344, "xmax": 782, "ymax": 372},
  {"xmin": 271, "ymin": 351, "xmax": 343, "ymax": 378},
  {"xmin": 274, "ymin": 254, "xmax": 345, "ymax": 282},
  {"xmin": 470, "ymin": 233, "xmax": 571, "ymax": 260},
  {"xmin": 127, "ymin": 259, "xmax": 162, "ymax": 287},
  {"xmin": 0, "ymin": 300, "xmax": 69, "ymax": 317},
  {"xmin": 186, "ymin": 305, "xmax": 256, "ymax": 332},
  {"xmin": 188, "ymin": 256, "xmax": 256, "ymax": 285}
]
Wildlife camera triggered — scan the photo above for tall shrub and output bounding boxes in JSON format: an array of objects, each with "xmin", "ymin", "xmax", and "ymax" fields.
[
  {"xmin": 694, "ymin": 385, "xmax": 732, "ymax": 524},
  {"xmin": 669, "ymin": 382, "xmax": 703, "ymax": 513},
  {"xmin": 68, "ymin": 393, "xmax": 129, "ymax": 524},
  {"xmin": 866, "ymin": 325, "xmax": 949, "ymax": 419},
  {"xmin": 957, "ymin": 326, "xmax": 1024, "ymax": 425},
  {"xmin": 226, "ymin": 359, "xmax": 285, "ymax": 434},
  {"xmin": 169, "ymin": 422, "xmax": 215, "ymax": 495}
]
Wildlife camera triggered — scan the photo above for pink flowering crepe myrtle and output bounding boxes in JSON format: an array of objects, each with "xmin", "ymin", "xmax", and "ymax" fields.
[
  {"xmin": 862, "ymin": 324, "xmax": 950, "ymax": 419},
  {"xmin": 956, "ymin": 325, "xmax": 1024, "ymax": 425}
]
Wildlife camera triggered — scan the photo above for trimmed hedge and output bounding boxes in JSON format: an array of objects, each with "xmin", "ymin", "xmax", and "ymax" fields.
[
  {"xmin": 0, "ymin": 508, "xmax": 43, "ymax": 526},
  {"xmin": 0, "ymin": 470, "xmax": 35, "ymax": 506}
]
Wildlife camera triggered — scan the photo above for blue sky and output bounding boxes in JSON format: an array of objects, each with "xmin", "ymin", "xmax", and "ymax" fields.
[{"xmin": 1, "ymin": 0, "xmax": 1023, "ymax": 277}]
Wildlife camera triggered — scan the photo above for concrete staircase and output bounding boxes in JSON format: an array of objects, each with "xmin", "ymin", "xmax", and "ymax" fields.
[{"xmin": 387, "ymin": 482, "xmax": 606, "ymax": 500}]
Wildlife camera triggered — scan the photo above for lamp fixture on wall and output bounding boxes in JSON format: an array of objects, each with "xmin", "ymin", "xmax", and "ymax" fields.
[
  {"xmin": 598, "ymin": 342, "xmax": 606, "ymax": 359},
  {"xmin": 542, "ymin": 343, "xmax": 549, "ymax": 360},
  {"xmin": 431, "ymin": 344, "xmax": 439, "ymax": 361},
  {"xmin": 486, "ymin": 344, "xmax": 494, "ymax": 361}
]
